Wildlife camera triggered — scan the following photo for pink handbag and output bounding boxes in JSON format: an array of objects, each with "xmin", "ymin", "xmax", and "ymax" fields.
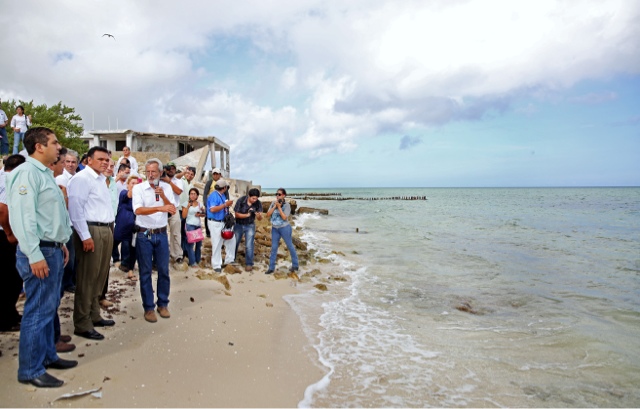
[{"xmin": 186, "ymin": 227, "xmax": 204, "ymax": 244}]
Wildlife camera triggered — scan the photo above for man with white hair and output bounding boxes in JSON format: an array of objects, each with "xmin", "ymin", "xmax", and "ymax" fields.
[{"xmin": 132, "ymin": 158, "xmax": 177, "ymax": 323}]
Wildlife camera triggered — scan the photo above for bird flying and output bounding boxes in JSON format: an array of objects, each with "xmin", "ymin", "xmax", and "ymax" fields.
[{"xmin": 102, "ymin": 33, "xmax": 115, "ymax": 40}]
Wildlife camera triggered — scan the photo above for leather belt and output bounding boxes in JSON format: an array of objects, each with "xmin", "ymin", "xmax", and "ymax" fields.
[
  {"xmin": 40, "ymin": 240, "xmax": 65, "ymax": 248},
  {"xmin": 87, "ymin": 222, "xmax": 114, "ymax": 228},
  {"xmin": 138, "ymin": 226, "xmax": 167, "ymax": 234}
]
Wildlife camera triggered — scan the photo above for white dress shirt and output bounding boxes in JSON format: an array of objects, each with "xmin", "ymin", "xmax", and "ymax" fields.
[
  {"xmin": 68, "ymin": 166, "xmax": 115, "ymax": 241},
  {"xmin": 170, "ymin": 176, "xmax": 183, "ymax": 209},
  {"xmin": 132, "ymin": 180, "xmax": 177, "ymax": 229},
  {"xmin": 116, "ymin": 155, "xmax": 138, "ymax": 175},
  {"xmin": 55, "ymin": 168, "xmax": 74, "ymax": 188}
]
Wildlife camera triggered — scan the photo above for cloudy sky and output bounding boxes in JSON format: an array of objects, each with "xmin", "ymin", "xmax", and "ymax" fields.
[{"xmin": 1, "ymin": 0, "xmax": 639, "ymax": 188}]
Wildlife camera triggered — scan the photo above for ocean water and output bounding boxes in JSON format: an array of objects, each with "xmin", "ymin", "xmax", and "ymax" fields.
[{"xmin": 280, "ymin": 187, "xmax": 640, "ymax": 408}]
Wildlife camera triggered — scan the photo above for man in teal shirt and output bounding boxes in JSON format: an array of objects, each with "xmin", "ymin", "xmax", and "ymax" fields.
[{"xmin": 7, "ymin": 127, "xmax": 77, "ymax": 388}]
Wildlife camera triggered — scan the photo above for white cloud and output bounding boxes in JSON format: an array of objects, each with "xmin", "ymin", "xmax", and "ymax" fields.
[{"xmin": 0, "ymin": 0, "xmax": 638, "ymax": 178}]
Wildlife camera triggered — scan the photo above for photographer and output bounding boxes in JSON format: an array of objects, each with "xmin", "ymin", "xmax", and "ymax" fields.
[
  {"xmin": 233, "ymin": 188, "xmax": 263, "ymax": 272},
  {"xmin": 206, "ymin": 179, "xmax": 235, "ymax": 272},
  {"xmin": 265, "ymin": 188, "xmax": 298, "ymax": 275}
]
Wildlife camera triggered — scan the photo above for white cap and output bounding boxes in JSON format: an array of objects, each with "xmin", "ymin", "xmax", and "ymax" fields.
[{"xmin": 212, "ymin": 168, "xmax": 221, "ymax": 174}]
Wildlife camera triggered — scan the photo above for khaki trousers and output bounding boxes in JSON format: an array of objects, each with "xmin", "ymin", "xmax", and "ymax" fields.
[
  {"xmin": 73, "ymin": 225, "xmax": 114, "ymax": 332},
  {"xmin": 168, "ymin": 211, "xmax": 182, "ymax": 260}
]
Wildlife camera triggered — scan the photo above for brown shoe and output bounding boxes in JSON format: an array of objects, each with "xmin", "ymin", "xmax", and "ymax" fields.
[
  {"xmin": 157, "ymin": 306, "xmax": 170, "ymax": 319},
  {"xmin": 59, "ymin": 335, "xmax": 72, "ymax": 343},
  {"xmin": 144, "ymin": 310, "xmax": 157, "ymax": 323},
  {"xmin": 245, "ymin": 265, "xmax": 253, "ymax": 272},
  {"xmin": 99, "ymin": 299, "xmax": 114, "ymax": 308},
  {"xmin": 56, "ymin": 341, "xmax": 76, "ymax": 353}
]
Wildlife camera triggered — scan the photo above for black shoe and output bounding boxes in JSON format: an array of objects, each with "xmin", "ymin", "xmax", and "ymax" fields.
[
  {"xmin": 65, "ymin": 286, "xmax": 76, "ymax": 293},
  {"xmin": 74, "ymin": 329, "xmax": 105, "ymax": 340},
  {"xmin": 93, "ymin": 319, "xmax": 115, "ymax": 327},
  {"xmin": 289, "ymin": 266, "xmax": 299, "ymax": 272},
  {"xmin": 265, "ymin": 270, "xmax": 274, "ymax": 275},
  {"xmin": 45, "ymin": 358, "xmax": 78, "ymax": 370},
  {"xmin": 19, "ymin": 372, "xmax": 64, "ymax": 388}
]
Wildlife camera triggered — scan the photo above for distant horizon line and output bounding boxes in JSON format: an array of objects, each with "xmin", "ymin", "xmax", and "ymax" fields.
[{"xmin": 260, "ymin": 185, "xmax": 640, "ymax": 190}]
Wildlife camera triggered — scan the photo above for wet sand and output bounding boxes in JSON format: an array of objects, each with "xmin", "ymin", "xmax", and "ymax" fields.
[{"xmin": 0, "ymin": 243, "xmax": 326, "ymax": 407}]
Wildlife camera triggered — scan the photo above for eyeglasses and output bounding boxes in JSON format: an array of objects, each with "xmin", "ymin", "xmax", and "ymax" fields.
[{"xmin": 276, "ymin": 193, "xmax": 283, "ymax": 196}]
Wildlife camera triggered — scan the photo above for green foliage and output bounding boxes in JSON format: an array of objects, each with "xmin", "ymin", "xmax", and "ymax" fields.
[{"xmin": 0, "ymin": 99, "xmax": 87, "ymax": 155}]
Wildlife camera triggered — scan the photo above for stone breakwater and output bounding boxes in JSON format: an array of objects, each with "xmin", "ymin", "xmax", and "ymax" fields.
[{"xmin": 263, "ymin": 192, "xmax": 427, "ymax": 201}]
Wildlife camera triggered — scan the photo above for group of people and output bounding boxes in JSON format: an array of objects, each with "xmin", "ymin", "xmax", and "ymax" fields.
[
  {"xmin": 0, "ymin": 101, "xmax": 33, "ymax": 155},
  {"xmin": 0, "ymin": 126, "xmax": 299, "ymax": 388}
]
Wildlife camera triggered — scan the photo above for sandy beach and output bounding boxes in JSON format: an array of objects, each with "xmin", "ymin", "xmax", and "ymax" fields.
[{"xmin": 0, "ymin": 222, "xmax": 328, "ymax": 408}]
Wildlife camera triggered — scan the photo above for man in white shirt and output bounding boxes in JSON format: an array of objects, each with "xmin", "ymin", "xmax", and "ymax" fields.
[
  {"xmin": 132, "ymin": 158, "xmax": 177, "ymax": 323},
  {"xmin": 160, "ymin": 162, "xmax": 184, "ymax": 263},
  {"xmin": 57, "ymin": 149, "xmax": 78, "ymax": 293},
  {"xmin": 114, "ymin": 163, "xmax": 131, "ymax": 195},
  {"xmin": 116, "ymin": 146, "xmax": 138, "ymax": 175},
  {"xmin": 67, "ymin": 147, "xmax": 116, "ymax": 341}
]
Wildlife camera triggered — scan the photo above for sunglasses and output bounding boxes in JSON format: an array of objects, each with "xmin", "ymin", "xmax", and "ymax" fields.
[{"xmin": 276, "ymin": 193, "xmax": 283, "ymax": 196}]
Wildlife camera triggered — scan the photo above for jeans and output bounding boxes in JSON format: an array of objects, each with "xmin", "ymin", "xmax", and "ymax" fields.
[
  {"xmin": 184, "ymin": 224, "xmax": 202, "ymax": 266},
  {"xmin": 269, "ymin": 224, "xmax": 299, "ymax": 271},
  {"xmin": 234, "ymin": 223, "xmax": 256, "ymax": 266},
  {"xmin": 0, "ymin": 127, "xmax": 8, "ymax": 154},
  {"xmin": 61, "ymin": 234, "xmax": 76, "ymax": 291},
  {"xmin": 119, "ymin": 239, "xmax": 136, "ymax": 270},
  {"xmin": 136, "ymin": 231, "xmax": 170, "ymax": 312},
  {"xmin": 16, "ymin": 245, "xmax": 63, "ymax": 381},
  {"xmin": 207, "ymin": 219, "xmax": 236, "ymax": 269},
  {"xmin": 13, "ymin": 131, "xmax": 25, "ymax": 154}
]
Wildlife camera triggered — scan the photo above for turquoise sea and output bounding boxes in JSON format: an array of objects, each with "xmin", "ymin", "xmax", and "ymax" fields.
[{"xmin": 273, "ymin": 187, "xmax": 640, "ymax": 407}]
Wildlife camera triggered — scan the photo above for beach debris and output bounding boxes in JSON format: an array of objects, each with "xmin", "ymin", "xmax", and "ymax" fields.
[
  {"xmin": 455, "ymin": 301, "xmax": 479, "ymax": 315},
  {"xmin": 228, "ymin": 342, "xmax": 234, "ymax": 346},
  {"xmin": 103, "ymin": 376, "xmax": 111, "ymax": 382},
  {"xmin": 356, "ymin": 228, "xmax": 359, "ymax": 233},
  {"xmin": 51, "ymin": 387, "xmax": 102, "ymax": 403},
  {"xmin": 308, "ymin": 269, "xmax": 322, "ymax": 277},
  {"xmin": 273, "ymin": 271, "xmax": 288, "ymax": 280},
  {"xmin": 78, "ymin": 353, "xmax": 85, "ymax": 358},
  {"xmin": 288, "ymin": 272, "xmax": 300, "ymax": 281},
  {"xmin": 216, "ymin": 275, "xmax": 231, "ymax": 291},
  {"xmin": 190, "ymin": 297, "xmax": 195, "ymax": 302},
  {"xmin": 223, "ymin": 264, "xmax": 242, "ymax": 275},
  {"xmin": 291, "ymin": 236, "xmax": 307, "ymax": 250},
  {"xmin": 223, "ymin": 290, "xmax": 232, "ymax": 296},
  {"xmin": 266, "ymin": 302, "xmax": 274, "ymax": 307},
  {"xmin": 329, "ymin": 275, "xmax": 348, "ymax": 282},
  {"xmin": 314, "ymin": 284, "xmax": 328, "ymax": 291},
  {"xmin": 258, "ymin": 294, "xmax": 267, "ymax": 298},
  {"xmin": 331, "ymin": 250, "xmax": 346, "ymax": 256},
  {"xmin": 296, "ymin": 207, "xmax": 329, "ymax": 215}
]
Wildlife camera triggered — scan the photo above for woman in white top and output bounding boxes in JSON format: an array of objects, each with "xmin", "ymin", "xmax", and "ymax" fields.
[
  {"xmin": 10, "ymin": 106, "xmax": 31, "ymax": 154},
  {"xmin": 11, "ymin": 105, "xmax": 31, "ymax": 155},
  {"xmin": 181, "ymin": 187, "xmax": 205, "ymax": 267}
]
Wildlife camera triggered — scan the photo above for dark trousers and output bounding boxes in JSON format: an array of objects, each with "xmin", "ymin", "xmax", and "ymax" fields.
[
  {"xmin": 73, "ymin": 225, "xmax": 113, "ymax": 332},
  {"xmin": 0, "ymin": 230, "xmax": 23, "ymax": 330},
  {"xmin": 61, "ymin": 233, "xmax": 76, "ymax": 291}
]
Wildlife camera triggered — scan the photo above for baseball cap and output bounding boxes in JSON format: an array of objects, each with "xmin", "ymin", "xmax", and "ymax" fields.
[
  {"xmin": 215, "ymin": 179, "xmax": 229, "ymax": 188},
  {"xmin": 212, "ymin": 168, "xmax": 221, "ymax": 174}
]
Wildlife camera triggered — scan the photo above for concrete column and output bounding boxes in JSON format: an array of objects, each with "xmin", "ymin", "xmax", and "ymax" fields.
[
  {"xmin": 92, "ymin": 135, "xmax": 100, "ymax": 148},
  {"xmin": 219, "ymin": 148, "xmax": 224, "ymax": 175},
  {"xmin": 224, "ymin": 149, "xmax": 230, "ymax": 177},
  {"xmin": 126, "ymin": 132, "xmax": 133, "ymax": 150},
  {"xmin": 208, "ymin": 142, "xmax": 217, "ymax": 169}
]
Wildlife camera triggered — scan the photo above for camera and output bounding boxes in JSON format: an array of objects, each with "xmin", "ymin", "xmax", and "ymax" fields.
[{"xmin": 278, "ymin": 198, "xmax": 285, "ymax": 205}]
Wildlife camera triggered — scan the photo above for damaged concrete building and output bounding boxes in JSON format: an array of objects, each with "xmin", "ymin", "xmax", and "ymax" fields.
[{"xmin": 83, "ymin": 130, "xmax": 258, "ymax": 196}]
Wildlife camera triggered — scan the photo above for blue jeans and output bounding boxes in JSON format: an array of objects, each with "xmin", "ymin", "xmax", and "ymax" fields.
[
  {"xmin": 269, "ymin": 224, "xmax": 298, "ymax": 271},
  {"xmin": 0, "ymin": 127, "xmax": 8, "ymax": 154},
  {"xmin": 61, "ymin": 234, "xmax": 76, "ymax": 291},
  {"xmin": 184, "ymin": 224, "xmax": 202, "ymax": 266},
  {"xmin": 13, "ymin": 131, "xmax": 25, "ymax": 154},
  {"xmin": 234, "ymin": 223, "xmax": 256, "ymax": 266},
  {"xmin": 16, "ymin": 245, "xmax": 63, "ymax": 381},
  {"xmin": 136, "ymin": 231, "xmax": 170, "ymax": 312}
]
